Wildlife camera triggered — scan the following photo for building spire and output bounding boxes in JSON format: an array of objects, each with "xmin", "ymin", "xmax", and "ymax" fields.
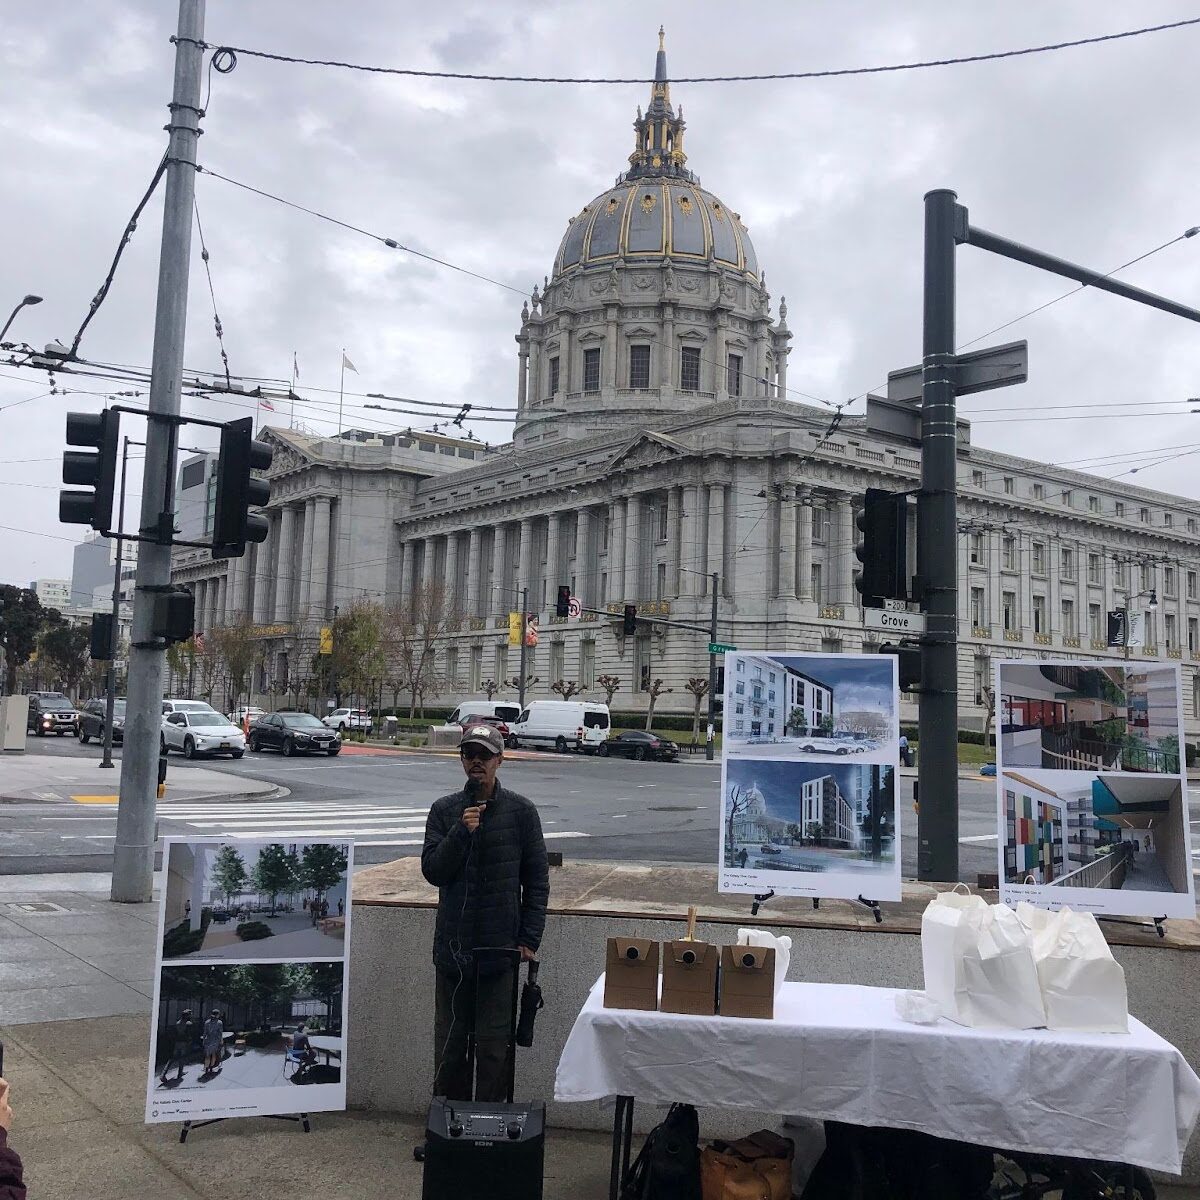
[{"xmin": 625, "ymin": 28, "xmax": 695, "ymax": 183}]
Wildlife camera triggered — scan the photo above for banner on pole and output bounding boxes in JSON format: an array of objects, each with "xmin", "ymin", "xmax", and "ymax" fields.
[{"xmin": 508, "ymin": 612, "xmax": 522, "ymax": 646}]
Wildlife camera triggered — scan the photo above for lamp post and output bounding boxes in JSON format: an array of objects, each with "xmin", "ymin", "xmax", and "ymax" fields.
[
  {"xmin": 1121, "ymin": 589, "xmax": 1158, "ymax": 661},
  {"xmin": 0, "ymin": 294, "xmax": 43, "ymax": 343}
]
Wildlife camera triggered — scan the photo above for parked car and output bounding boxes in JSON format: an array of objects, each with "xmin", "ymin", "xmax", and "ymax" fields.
[
  {"xmin": 228, "ymin": 705, "xmax": 267, "ymax": 728},
  {"xmin": 759, "ymin": 843, "xmax": 782, "ymax": 855},
  {"xmin": 597, "ymin": 730, "xmax": 679, "ymax": 762},
  {"xmin": 162, "ymin": 698, "xmax": 226, "ymax": 717},
  {"xmin": 454, "ymin": 712, "xmax": 513, "ymax": 747},
  {"xmin": 161, "ymin": 708, "xmax": 245, "ymax": 759},
  {"xmin": 250, "ymin": 712, "xmax": 342, "ymax": 757},
  {"xmin": 508, "ymin": 700, "xmax": 611, "ymax": 753},
  {"xmin": 323, "ymin": 708, "xmax": 373, "ymax": 733},
  {"xmin": 26, "ymin": 692, "xmax": 79, "ymax": 736},
  {"xmin": 796, "ymin": 733, "xmax": 867, "ymax": 755},
  {"xmin": 445, "ymin": 700, "xmax": 522, "ymax": 727},
  {"xmin": 78, "ymin": 698, "xmax": 125, "ymax": 744}
]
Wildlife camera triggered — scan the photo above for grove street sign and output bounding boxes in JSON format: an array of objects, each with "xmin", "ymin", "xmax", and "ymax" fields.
[
  {"xmin": 864, "ymin": 607, "xmax": 927, "ymax": 635},
  {"xmin": 709, "ymin": 642, "xmax": 738, "ymax": 654}
]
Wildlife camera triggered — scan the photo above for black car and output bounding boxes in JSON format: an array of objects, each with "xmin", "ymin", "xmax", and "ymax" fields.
[
  {"xmin": 26, "ymin": 692, "xmax": 79, "ymax": 736},
  {"xmin": 597, "ymin": 730, "xmax": 679, "ymax": 761},
  {"xmin": 78, "ymin": 698, "xmax": 125, "ymax": 744},
  {"xmin": 249, "ymin": 712, "xmax": 342, "ymax": 757}
]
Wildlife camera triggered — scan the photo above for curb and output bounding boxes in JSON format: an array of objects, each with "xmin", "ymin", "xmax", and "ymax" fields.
[{"xmin": 0, "ymin": 784, "xmax": 289, "ymax": 805}]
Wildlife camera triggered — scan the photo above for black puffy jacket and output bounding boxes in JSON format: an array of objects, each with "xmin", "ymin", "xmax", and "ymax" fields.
[{"xmin": 421, "ymin": 781, "xmax": 549, "ymax": 975}]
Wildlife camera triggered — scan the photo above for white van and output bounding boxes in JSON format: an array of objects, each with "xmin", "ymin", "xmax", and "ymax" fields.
[
  {"xmin": 509, "ymin": 700, "xmax": 611, "ymax": 753},
  {"xmin": 446, "ymin": 700, "xmax": 522, "ymax": 727}
]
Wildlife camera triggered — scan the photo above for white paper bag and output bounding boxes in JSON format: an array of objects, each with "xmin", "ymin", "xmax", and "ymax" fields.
[
  {"xmin": 921, "ymin": 892, "xmax": 1046, "ymax": 1029},
  {"xmin": 1023, "ymin": 906, "xmax": 1128, "ymax": 1033},
  {"xmin": 738, "ymin": 927, "xmax": 791, "ymax": 996}
]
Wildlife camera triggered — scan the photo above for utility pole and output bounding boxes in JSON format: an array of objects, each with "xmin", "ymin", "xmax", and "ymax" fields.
[
  {"xmin": 706, "ymin": 572, "xmax": 718, "ymax": 762},
  {"xmin": 111, "ymin": 0, "xmax": 205, "ymax": 903},
  {"xmin": 101, "ymin": 437, "xmax": 132, "ymax": 769},
  {"xmin": 916, "ymin": 189, "xmax": 961, "ymax": 883},
  {"xmin": 518, "ymin": 586, "xmax": 529, "ymax": 709}
]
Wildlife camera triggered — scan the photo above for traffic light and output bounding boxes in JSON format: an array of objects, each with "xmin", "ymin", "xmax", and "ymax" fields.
[
  {"xmin": 89, "ymin": 612, "xmax": 114, "ymax": 660},
  {"xmin": 59, "ymin": 410, "xmax": 120, "ymax": 531},
  {"xmin": 152, "ymin": 588, "xmax": 194, "ymax": 644},
  {"xmin": 879, "ymin": 641, "xmax": 921, "ymax": 691},
  {"xmin": 211, "ymin": 416, "xmax": 273, "ymax": 558},
  {"xmin": 854, "ymin": 487, "xmax": 908, "ymax": 608},
  {"xmin": 556, "ymin": 584, "xmax": 571, "ymax": 618},
  {"xmin": 623, "ymin": 603, "xmax": 637, "ymax": 635}
]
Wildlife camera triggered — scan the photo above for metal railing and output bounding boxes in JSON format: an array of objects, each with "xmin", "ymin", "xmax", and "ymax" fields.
[{"xmin": 1049, "ymin": 844, "xmax": 1130, "ymax": 890}]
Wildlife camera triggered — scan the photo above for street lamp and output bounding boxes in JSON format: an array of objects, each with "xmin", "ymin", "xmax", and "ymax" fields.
[
  {"xmin": 1120, "ymin": 588, "xmax": 1158, "ymax": 661},
  {"xmin": 0, "ymin": 294, "xmax": 43, "ymax": 343}
]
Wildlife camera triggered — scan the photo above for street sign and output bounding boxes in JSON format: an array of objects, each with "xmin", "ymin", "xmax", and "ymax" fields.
[
  {"xmin": 882, "ymin": 598, "xmax": 910, "ymax": 613},
  {"xmin": 864, "ymin": 607, "xmax": 927, "ymax": 635},
  {"xmin": 885, "ymin": 340, "xmax": 1029, "ymax": 403},
  {"xmin": 508, "ymin": 611, "xmax": 522, "ymax": 646},
  {"xmin": 567, "ymin": 595, "xmax": 582, "ymax": 619},
  {"xmin": 708, "ymin": 642, "xmax": 738, "ymax": 654}
]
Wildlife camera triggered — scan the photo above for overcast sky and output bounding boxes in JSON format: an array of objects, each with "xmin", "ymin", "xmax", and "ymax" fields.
[{"xmin": 3, "ymin": 2, "xmax": 1199, "ymax": 586}]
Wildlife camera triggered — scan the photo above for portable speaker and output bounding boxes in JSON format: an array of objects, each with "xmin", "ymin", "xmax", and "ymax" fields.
[{"xmin": 421, "ymin": 1098, "xmax": 545, "ymax": 1200}]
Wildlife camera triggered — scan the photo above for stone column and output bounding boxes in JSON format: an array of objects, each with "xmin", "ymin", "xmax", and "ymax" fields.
[
  {"xmin": 1049, "ymin": 537, "xmax": 1061, "ymax": 640},
  {"xmin": 836, "ymin": 497, "xmax": 854, "ymax": 606},
  {"xmin": 467, "ymin": 528, "xmax": 482, "ymax": 617},
  {"xmin": 778, "ymin": 486, "xmax": 796, "ymax": 599},
  {"xmin": 297, "ymin": 498, "xmax": 315, "ymax": 621},
  {"xmin": 396, "ymin": 539, "xmax": 410, "ymax": 611},
  {"xmin": 528, "ymin": 334, "xmax": 541, "ymax": 406},
  {"xmin": 308, "ymin": 496, "xmax": 332, "ymax": 622},
  {"xmin": 517, "ymin": 517, "xmax": 534, "ymax": 605},
  {"xmin": 516, "ymin": 335, "xmax": 529, "ymax": 413},
  {"xmin": 667, "ymin": 485, "xmax": 682, "ymax": 596},
  {"xmin": 445, "ymin": 532, "xmax": 460, "ymax": 613},
  {"xmin": 491, "ymin": 524, "xmax": 507, "ymax": 613},
  {"xmin": 988, "ymin": 528, "xmax": 1002, "ymax": 634},
  {"xmin": 272, "ymin": 505, "xmax": 297, "ymax": 623},
  {"xmin": 545, "ymin": 512, "xmax": 561, "ymax": 609},
  {"xmin": 252, "ymin": 520, "xmax": 273, "ymax": 623},
  {"xmin": 798, "ymin": 494, "xmax": 813, "ymax": 601},
  {"xmin": 603, "ymin": 307, "xmax": 618, "ymax": 390},
  {"xmin": 679, "ymin": 485, "xmax": 699, "ymax": 597},
  {"xmin": 230, "ymin": 552, "xmax": 248, "ymax": 622},
  {"xmin": 561, "ymin": 315, "xmax": 574, "ymax": 395},
  {"xmin": 624, "ymin": 494, "xmax": 641, "ymax": 601},
  {"xmin": 706, "ymin": 483, "xmax": 725, "ymax": 595},
  {"xmin": 192, "ymin": 580, "xmax": 205, "ymax": 634},
  {"xmin": 1020, "ymin": 532, "xmax": 1034, "ymax": 639},
  {"xmin": 609, "ymin": 499, "xmax": 626, "ymax": 602},
  {"xmin": 660, "ymin": 304, "xmax": 675, "ymax": 396}
]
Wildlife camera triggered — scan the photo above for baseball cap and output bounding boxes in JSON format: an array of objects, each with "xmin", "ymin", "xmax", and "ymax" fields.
[{"xmin": 459, "ymin": 724, "xmax": 504, "ymax": 757}]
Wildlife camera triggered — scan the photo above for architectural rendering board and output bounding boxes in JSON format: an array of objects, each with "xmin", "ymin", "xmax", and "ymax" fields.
[
  {"xmin": 145, "ymin": 838, "xmax": 355, "ymax": 1124},
  {"xmin": 996, "ymin": 661, "xmax": 1195, "ymax": 919},
  {"xmin": 718, "ymin": 652, "xmax": 902, "ymax": 901}
]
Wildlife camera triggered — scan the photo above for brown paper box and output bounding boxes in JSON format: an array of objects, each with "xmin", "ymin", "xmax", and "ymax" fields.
[
  {"xmin": 603, "ymin": 937, "xmax": 660, "ymax": 1011},
  {"xmin": 660, "ymin": 940, "xmax": 719, "ymax": 1016},
  {"xmin": 719, "ymin": 945, "xmax": 776, "ymax": 1019}
]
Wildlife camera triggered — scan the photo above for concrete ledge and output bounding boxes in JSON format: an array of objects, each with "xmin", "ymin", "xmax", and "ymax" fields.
[{"xmin": 348, "ymin": 858, "xmax": 1200, "ymax": 1182}]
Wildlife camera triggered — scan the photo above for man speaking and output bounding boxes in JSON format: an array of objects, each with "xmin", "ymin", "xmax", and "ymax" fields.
[{"xmin": 421, "ymin": 723, "xmax": 549, "ymax": 1100}]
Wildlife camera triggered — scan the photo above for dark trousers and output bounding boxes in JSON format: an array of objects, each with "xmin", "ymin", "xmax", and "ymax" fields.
[{"xmin": 433, "ymin": 964, "xmax": 515, "ymax": 1102}]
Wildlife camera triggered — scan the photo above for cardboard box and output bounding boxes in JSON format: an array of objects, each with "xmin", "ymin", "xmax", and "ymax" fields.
[
  {"xmin": 660, "ymin": 940, "xmax": 719, "ymax": 1016},
  {"xmin": 719, "ymin": 945, "xmax": 776, "ymax": 1019},
  {"xmin": 603, "ymin": 937, "xmax": 660, "ymax": 1011}
]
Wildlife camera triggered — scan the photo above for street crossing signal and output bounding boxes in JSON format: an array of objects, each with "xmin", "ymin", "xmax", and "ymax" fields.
[
  {"xmin": 59, "ymin": 410, "xmax": 120, "ymax": 531},
  {"xmin": 854, "ymin": 487, "xmax": 908, "ymax": 608},
  {"xmin": 89, "ymin": 612, "xmax": 114, "ymax": 660},
  {"xmin": 152, "ymin": 588, "xmax": 194, "ymax": 645},
  {"xmin": 212, "ymin": 417, "xmax": 273, "ymax": 558},
  {"xmin": 556, "ymin": 584, "xmax": 571, "ymax": 618},
  {"xmin": 623, "ymin": 604, "xmax": 637, "ymax": 635},
  {"xmin": 879, "ymin": 641, "xmax": 921, "ymax": 691}
]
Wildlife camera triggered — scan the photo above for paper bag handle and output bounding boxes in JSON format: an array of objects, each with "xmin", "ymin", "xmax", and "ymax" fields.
[
  {"xmin": 951, "ymin": 882, "xmax": 973, "ymax": 896},
  {"xmin": 684, "ymin": 905, "xmax": 697, "ymax": 941}
]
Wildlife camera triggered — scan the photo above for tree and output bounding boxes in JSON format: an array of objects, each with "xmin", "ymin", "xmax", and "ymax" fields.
[
  {"xmin": 981, "ymin": 685, "xmax": 996, "ymax": 750},
  {"xmin": 597, "ymin": 674, "xmax": 622, "ymax": 706},
  {"xmin": 806, "ymin": 820, "xmax": 823, "ymax": 846},
  {"xmin": 551, "ymin": 679, "xmax": 586, "ymax": 701},
  {"xmin": 786, "ymin": 823, "xmax": 801, "ymax": 844},
  {"xmin": 252, "ymin": 843, "xmax": 298, "ymax": 916},
  {"xmin": 301, "ymin": 843, "xmax": 348, "ymax": 906},
  {"xmin": 41, "ymin": 623, "xmax": 90, "ymax": 696},
  {"xmin": 0, "ymin": 585, "xmax": 51, "ymax": 694},
  {"xmin": 644, "ymin": 678, "xmax": 673, "ymax": 731},
  {"xmin": 684, "ymin": 677, "xmax": 709, "ymax": 743},
  {"xmin": 209, "ymin": 621, "xmax": 259, "ymax": 712},
  {"xmin": 787, "ymin": 706, "xmax": 808, "ymax": 736},
  {"xmin": 818, "ymin": 713, "xmax": 834, "ymax": 735},
  {"xmin": 405, "ymin": 583, "xmax": 459, "ymax": 718},
  {"xmin": 725, "ymin": 784, "xmax": 750, "ymax": 866},
  {"xmin": 481, "ymin": 678, "xmax": 501, "ymax": 701},
  {"xmin": 210, "ymin": 845, "xmax": 248, "ymax": 909},
  {"xmin": 329, "ymin": 601, "xmax": 387, "ymax": 712}
]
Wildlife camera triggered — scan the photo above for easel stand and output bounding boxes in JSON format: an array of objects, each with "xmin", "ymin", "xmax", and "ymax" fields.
[
  {"xmin": 748, "ymin": 892, "xmax": 885, "ymax": 924},
  {"xmin": 179, "ymin": 1112, "xmax": 311, "ymax": 1143},
  {"xmin": 1098, "ymin": 914, "xmax": 1167, "ymax": 940}
]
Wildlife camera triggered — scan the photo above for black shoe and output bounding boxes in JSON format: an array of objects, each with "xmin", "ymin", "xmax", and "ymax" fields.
[{"xmin": 413, "ymin": 1144, "xmax": 426, "ymax": 1162}]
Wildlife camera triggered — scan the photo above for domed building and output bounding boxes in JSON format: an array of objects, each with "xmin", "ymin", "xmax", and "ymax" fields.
[{"xmin": 176, "ymin": 32, "xmax": 1200, "ymax": 746}]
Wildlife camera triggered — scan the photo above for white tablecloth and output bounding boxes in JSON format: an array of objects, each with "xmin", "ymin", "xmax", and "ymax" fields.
[{"xmin": 555, "ymin": 977, "xmax": 1200, "ymax": 1174}]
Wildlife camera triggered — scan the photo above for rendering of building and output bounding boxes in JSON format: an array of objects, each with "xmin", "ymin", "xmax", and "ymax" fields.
[
  {"xmin": 800, "ymin": 773, "xmax": 858, "ymax": 849},
  {"xmin": 170, "ymin": 35, "xmax": 1200, "ymax": 738}
]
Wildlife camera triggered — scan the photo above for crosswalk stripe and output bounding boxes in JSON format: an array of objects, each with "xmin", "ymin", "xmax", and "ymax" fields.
[
  {"xmin": 160, "ymin": 809, "xmax": 428, "ymax": 822},
  {"xmin": 177, "ymin": 818, "xmax": 427, "ymax": 830},
  {"xmin": 351, "ymin": 831, "xmax": 591, "ymax": 847}
]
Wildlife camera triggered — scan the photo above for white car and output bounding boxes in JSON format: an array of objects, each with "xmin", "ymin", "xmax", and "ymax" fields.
[
  {"xmin": 161, "ymin": 708, "xmax": 246, "ymax": 759},
  {"xmin": 228, "ymin": 705, "xmax": 266, "ymax": 727},
  {"xmin": 795, "ymin": 733, "xmax": 870, "ymax": 755},
  {"xmin": 323, "ymin": 708, "xmax": 373, "ymax": 733}
]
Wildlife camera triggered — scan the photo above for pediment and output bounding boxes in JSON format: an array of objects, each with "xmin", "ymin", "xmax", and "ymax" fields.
[{"xmin": 609, "ymin": 430, "xmax": 691, "ymax": 473}]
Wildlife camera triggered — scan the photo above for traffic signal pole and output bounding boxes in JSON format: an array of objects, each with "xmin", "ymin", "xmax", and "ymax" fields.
[
  {"xmin": 111, "ymin": 0, "xmax": 206, "ymax": 903},
  {"xmin": 706, "ymin": 572, "xmax": 718, "ymax": 761},
  {"xmin": 101, "ymin": 436, "xmax": 132, "ymax": 770},
  {"xmin": 916, "ymin": 189, "xmax": 961, "ymax": 882}
]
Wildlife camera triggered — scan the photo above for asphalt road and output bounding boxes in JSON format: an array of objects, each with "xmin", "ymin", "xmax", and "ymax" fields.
[{"xmin": 0, "ymin": 738, "xmax": 1032, "ymax": 883}]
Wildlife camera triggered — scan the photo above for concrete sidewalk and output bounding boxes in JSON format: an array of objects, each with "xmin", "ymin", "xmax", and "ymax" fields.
[{"xmin": 0, "ymin": 755, "xmax": 282, "ymax": 805}]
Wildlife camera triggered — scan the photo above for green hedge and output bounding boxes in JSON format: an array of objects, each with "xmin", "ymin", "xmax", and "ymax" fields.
[
  {"xmin": 368, "ymin": 705, "xmax": 722, "ymax": 733},
  {"xmin": 162, "ymin": 907, "xmax": 211, "ymax": 957},
  {"xmin": 236, "ymin": 921, "xmax": 273, "ymax": 942},
  {"xmin": 901, "ymin": 725, "xmax": 992, "ymax": 746}
]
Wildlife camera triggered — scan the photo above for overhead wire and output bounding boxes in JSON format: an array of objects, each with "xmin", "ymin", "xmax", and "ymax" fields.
[{"xmin": 179, "ymin": 17, "xmax": 1200, "ymax": 85}]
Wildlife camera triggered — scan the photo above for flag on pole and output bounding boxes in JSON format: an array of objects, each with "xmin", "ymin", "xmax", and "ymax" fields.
[
  {"xmin": 259, "ymin": 398, "xmax": 275, "ymax": 411},
  {"xmin": 293, "ymin": 352, "xmax": 300, "ymax": 379},
  {"xmin": 342, "ymin": 352, "xmax": 358, "ymax": 373}
]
